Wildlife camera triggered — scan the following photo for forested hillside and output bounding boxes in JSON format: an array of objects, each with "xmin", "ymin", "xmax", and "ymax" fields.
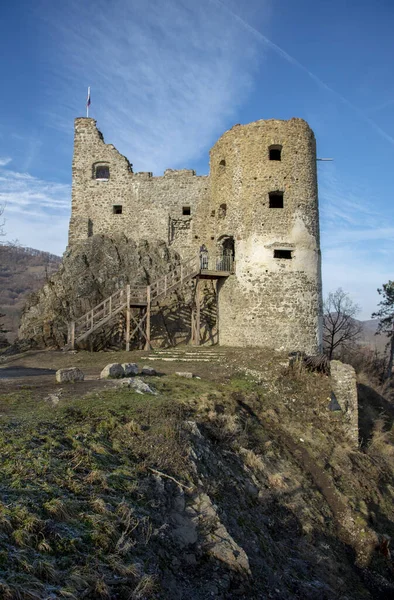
[{"xmin": 0, "ymin": 244, "xmax": 61, "ymax": 342}]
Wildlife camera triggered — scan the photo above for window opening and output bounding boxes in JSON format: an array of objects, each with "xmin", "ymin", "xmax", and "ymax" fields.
[
  {"xmin": 274, "ymin": 249, "xmax": 292, "ymax": 259},
  {"xmin": 219, "ymin": 159, "xmax": 226, "ymax": 167},
  {"xmin": 217, "ymin": 235, "xmax": 235, "ymax": 272},
  {"xmin": 269, "ymin": 192, "xmax": 284, "ymax": 208},
  {"xmin": 269, "ymin": 145, "xmax": 282, "ymax": 161},
  {"xmin": 218, "ymin": 203, "xmax": 227, "ymax": 218},
  {"xmin": 95, "ymin": 165, "xmax": 110, "ymax": 180},
  {"xmin": 182, "ymin": 206, "xmax": 191, "ymax": 216},
  {"xmin": 113, "ymin": 205, "xmax": 123, "ymax": 214}
]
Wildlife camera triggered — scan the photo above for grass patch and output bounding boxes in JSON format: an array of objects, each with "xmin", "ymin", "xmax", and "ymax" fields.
[{"xmin": 0, "ymin": 381, "xmax": 194, "ymax": 599}]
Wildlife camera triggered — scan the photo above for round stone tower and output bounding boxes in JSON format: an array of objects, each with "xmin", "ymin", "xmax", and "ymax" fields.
[{"xmin": 206, "ymin": 118, "xmax": 322, "ymax": 353}]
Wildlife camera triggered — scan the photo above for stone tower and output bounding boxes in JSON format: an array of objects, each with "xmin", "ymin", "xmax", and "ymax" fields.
[
  {"xmin": 203, "ymin": 119, "xmax": 322, "ymax": 353},
  {"xmin": 68, "ymin": 116, "xmax": 322, "ymax": 354}
]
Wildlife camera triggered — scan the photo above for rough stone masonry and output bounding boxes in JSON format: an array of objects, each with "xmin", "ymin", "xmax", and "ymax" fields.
[{"xmin": 68, "ymin": 117, "xmax": 323, "ymax": 353}]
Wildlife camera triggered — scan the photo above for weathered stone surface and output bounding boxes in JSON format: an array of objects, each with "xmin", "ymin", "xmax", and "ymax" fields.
[
  {"xmin": 55, "ymin": 367, "xmax": 84, "ymax": 383},
  {"xmin": 193, "ymin": 493, "xmax": 251, "ymax": 574},
  {"xmin": 141, "ymin": 366, "xmax": 156, "ymax": 376},
  {"xmin": 330, "ymin": 360, "xmax": 358, "ymax": 444},
  {"xmin": 175, "ymin": 371, "xmax": 193, "ymax": 379},
  {"xmin": 124, "ymin": 377, "xmax": 157, "ymax": 395},
  {"xmin": 100, "ymin": 363, "xmax": 124, "ymax": 379},
  {"xmin": 122, "ymin": 363, "xmax": 139, "ymax": 376},
  {"xmin": 18, "ymin": 235, "xmax": 181, "ymax": 349}
]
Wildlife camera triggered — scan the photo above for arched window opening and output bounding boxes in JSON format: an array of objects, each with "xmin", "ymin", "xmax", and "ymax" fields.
[
  {"xmin": 269, "ymin": 191, "xmax": 284, "ymax": 208},
  {"xmin": 269, "ymin": 145, "xmax": 282, "ymax": 161},
  {"xmin": 219, "ymin": 159, "xmax": 226, "ymax": 167},
  {"xmin": 95, "ymin": 164, "xmax": 110, "ymax": 180},
  {"xmin": 218, "ymin": 203, "xmax": 227, "ymax": 218},
  {"xmin": 217, "ymin": 235, "xmax": 235, "ymax": 272}
]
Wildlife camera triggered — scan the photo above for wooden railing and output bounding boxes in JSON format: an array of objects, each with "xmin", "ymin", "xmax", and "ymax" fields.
[
  {"xmin": 66, "ymin": 251, "xmax": 234, "ymax": 348},
  {"xmin": 150, "ymin": 255, "xmax": 200, "ymax": 302},
  {"xmin": 200, "ymin": 253, "xmax": 234, "ymax": 273},
  {"xmin": 70, "ymin": 286, "xmax": 146, "ymax": 345}
]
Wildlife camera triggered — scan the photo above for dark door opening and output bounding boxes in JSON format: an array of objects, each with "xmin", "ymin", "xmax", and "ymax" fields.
[{"xmin": 217, "ymin": 235, "xmax": 235, "ymax": 271}]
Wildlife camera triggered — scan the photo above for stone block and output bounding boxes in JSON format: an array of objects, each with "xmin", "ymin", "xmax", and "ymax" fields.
[
  {"xmin": 141, "ymin": 366, "xmax": 156, "ymax": 376},
  {"xmin": 122, "ymin": 363, "xmax": 139, "ymax": 376},
  {"xmin": 100, "ymin": 363, "xmax": 124, "ymax": 379},
  {"xmin": 330, "ymin": 360, "xmax": 358, "ymax": 444},
  {"xmin": 175, "ymin": 371, "xmax": 193, "ymax": 379},
  {"xmin": 56, "ymin": 367, "xmax": 84, "ymax": 383}
]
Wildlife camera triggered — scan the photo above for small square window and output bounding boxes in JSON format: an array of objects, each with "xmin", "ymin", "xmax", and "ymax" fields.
[
  {"xmin": 269, "ymin": 145, "xmax": 282, "ymax": 161},
  {"xmin": 274, "ymin": 249, "xmax": 292, "ymax": 259},
  {"xmin": 182, "ymin": 206, "xmax": 191, "ymax": 216},
  {"xmin": 96, "ymin": 165, "xmax": 110, "ymax": 179},
  {"xmin": 269, "ymin": 192, "xmax": 284, "ymax": 208},
  {"xmin": 113, "ymin": 205, "xmax": 123, "ymax": 214}
]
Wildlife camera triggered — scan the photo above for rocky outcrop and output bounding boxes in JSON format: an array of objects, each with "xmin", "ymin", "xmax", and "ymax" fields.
[{"xmin": 19, "ymin": 235, "xmax": 180, "ymax": 349}]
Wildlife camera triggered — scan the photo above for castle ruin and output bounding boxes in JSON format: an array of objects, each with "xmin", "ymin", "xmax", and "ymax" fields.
[{"xmin": 69, "ymin": 117, "xmax": 322, "ymax": 353}]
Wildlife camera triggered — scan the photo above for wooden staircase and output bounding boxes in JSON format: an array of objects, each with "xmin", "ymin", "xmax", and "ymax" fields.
[{"xmin": 66, "ymin": 252, "xmax": 234, "ymax": 351}]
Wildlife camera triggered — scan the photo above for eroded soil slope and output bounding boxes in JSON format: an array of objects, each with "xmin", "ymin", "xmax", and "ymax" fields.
[{"xmin": 0, "ymin": 348, "xmax": 393, "ymax": 599}]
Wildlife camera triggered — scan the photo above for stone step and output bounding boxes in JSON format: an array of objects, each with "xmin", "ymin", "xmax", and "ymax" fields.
[
  {"xmin": 149, "ymin": 351, "xmax": 225, "ymax": 357},
  {"xmin": 145, "ymin": 356, "xmax": 218, "ymax": 362}
]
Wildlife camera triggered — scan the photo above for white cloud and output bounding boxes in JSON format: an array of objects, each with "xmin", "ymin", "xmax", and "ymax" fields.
[
  {"xmin": 46, "ymin": 0, "xmax": 266, "ymax": 173},
  {"xmin": 0, "ymin": 167, "xmax": 70, "ymax": 255},
  {"xmin": 0, "ymin": 157, "xmax": 11, "ymax": 167}
]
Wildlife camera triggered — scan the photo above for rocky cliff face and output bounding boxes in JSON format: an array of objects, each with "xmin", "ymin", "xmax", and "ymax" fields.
[{"xmin": 19, "ymin": 235, "xmax": 180, "ymax": 348}]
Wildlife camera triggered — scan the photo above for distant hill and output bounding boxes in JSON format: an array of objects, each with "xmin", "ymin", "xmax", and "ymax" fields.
[
  {"xmin": 356, "ymin": 318, "xmax": 388, "ymax": 353},
  {"xmin": 0, "ymin": 244, "xmax": 61, "ymax": 342}
]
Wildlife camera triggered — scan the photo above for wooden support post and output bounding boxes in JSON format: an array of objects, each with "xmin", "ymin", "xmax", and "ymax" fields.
[
  {"xmin": 216, "ymin": 279, "xmax": 219, "ymax": 345},
  {"xmin": 145, "ymin": 285, "xmax": 151, "ymax": 350},
  {"xmin": 125, "ymin": 284, "xmax": 131, "ymax": 351},
  {"xmin": 70, "ymin": 321, "xmax": 75, "ymax": 350},
  {"xmin": 191, "ymin": 303, "xmax": 195, "ymax": 346},
  {"xmin": 195, "ymin": 277, "xmax": 201, "ymax": 346}
]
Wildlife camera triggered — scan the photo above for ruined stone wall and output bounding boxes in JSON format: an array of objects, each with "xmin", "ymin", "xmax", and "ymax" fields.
[
  {"xmin": 204, "ymin": 119, "xmax": 322, "ymax": 353},
  {"xmin": 68, "ymin": 117, "xmax": 322, "ymax": 353},
  {"xmin": 69, "ymin": 118, "xmax": 209, "ymax": 255}
]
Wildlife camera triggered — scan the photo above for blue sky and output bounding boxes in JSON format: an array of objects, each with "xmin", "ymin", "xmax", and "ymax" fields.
[{"xmin": 0, "ymin": 0, "xmax": 393, "ymax": 319}]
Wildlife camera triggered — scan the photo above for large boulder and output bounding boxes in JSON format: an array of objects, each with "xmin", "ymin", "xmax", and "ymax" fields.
[
  {"xmin": 100, "ymin": 363, "xmax": 124, "ymax": 379},
  {"xmin": 122, "ymin": 363, "xmax": 139, "ymax": 376},
  {"xmin": 141, "ymin": 366, "xmax": 156, "ymax": 376},
  {"xmin": 55, "ymin": 367, "xmax": 84, "ymax": 383},
  {"xmin": 18, "ymin": 235, "xmax": 180, "ymax": 349}
]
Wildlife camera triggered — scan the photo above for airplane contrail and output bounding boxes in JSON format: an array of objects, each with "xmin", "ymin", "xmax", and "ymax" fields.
[{"xmin": 211, "ymin": 0, "xmax": 394, "ymax": 146}]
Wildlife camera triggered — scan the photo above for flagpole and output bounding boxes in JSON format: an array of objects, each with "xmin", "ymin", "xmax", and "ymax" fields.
[{"xmin": 86, "ymin": 87, "xmax": 90, "ymax": 118}]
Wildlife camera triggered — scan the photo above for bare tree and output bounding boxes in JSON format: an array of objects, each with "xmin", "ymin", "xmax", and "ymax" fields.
[
  {"xmin": 372, "ymin": 280, "xmax": 394, "ymax": 381},
  {"xmin": 323, "ymin": 288, "xmax": 362, "ymax": 359}
]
